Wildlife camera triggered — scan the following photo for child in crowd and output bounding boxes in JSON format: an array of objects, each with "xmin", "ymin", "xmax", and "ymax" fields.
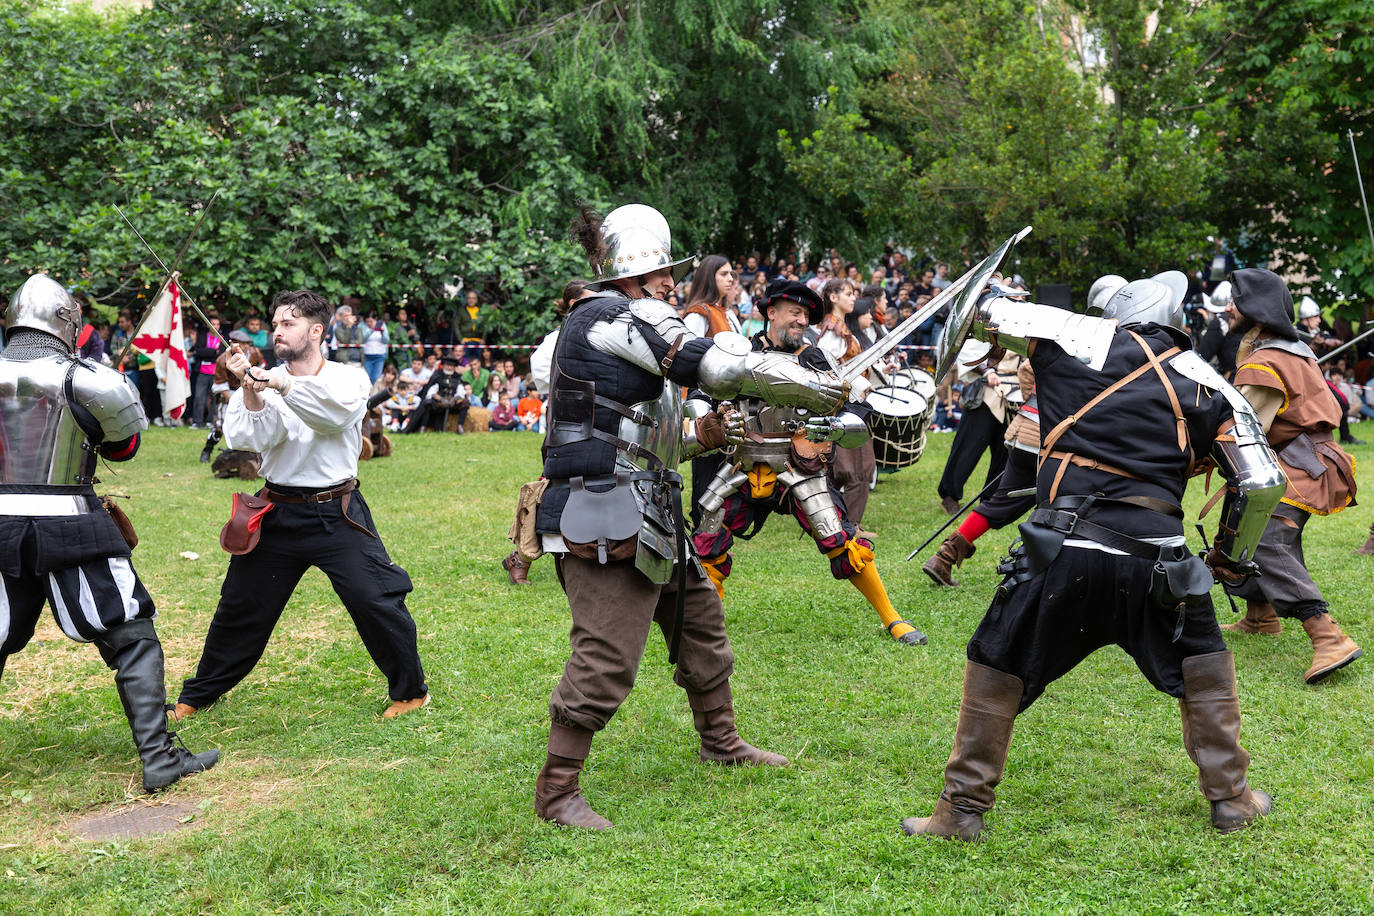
[{"xmin": 491, "ymin": 391, "xmax": 520, "ymax": 431}]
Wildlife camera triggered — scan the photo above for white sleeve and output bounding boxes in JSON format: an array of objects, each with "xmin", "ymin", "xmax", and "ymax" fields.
[
  {"xmin": 683, "ymin": 312, "xmax": 708, "ymax": 338},
  {"xmin": 281, "ymin": 365, "xmax": 369, "ymax": 434},
  {"xmin": 223, "ymin": 389, "xmax": 290, "ymax": 452},
  {"xmin": 530, "ymin": 329, "xmax": 558, "ymax": 394}
]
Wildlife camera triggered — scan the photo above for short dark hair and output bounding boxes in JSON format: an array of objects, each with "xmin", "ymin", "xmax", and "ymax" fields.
[{"xmin": 271, "ymin": 290, "xmax": 333, "ymax": 330}]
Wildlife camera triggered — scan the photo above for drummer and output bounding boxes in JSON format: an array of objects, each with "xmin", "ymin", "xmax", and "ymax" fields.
[{"xmin": 691, "ymin": 280, "xmax": 930, "ymax": 647}]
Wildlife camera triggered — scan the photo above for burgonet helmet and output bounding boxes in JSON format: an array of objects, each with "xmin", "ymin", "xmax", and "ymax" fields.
[
  {"xmin": 1297, "ymin": 295, "xmax": 1321, "ymax": 320},
  {"xmin": 582, "ymin": 204, "xmax": 695, "ymax": 290},
  {"xmin": 1206, "ymin": 280, "xmax": 1233, "ymax": 313},
  {"xmin": 3, "ymin": 274, "xmax": 81, "ymax": 351},
  {"xmin": 1231, "ymin": 268, "xmax": 1298, "ymax": 341},
  {"xmin": 1101, "ymin": 270, "xmax": 1188, "ymax": 332},
  {"xmin": 1085, "ymin": 274, "xmax": 1127, "ymax": 316}
]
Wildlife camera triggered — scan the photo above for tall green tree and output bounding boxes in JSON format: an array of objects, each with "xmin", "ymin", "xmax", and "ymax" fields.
[
  {"xmin": 781, "ymin": 0, "xmax": 1219, "ymax": 293},
  {"xmin": 1187, "ymin": 0, "xmax": 1374, "ymax": 305}
]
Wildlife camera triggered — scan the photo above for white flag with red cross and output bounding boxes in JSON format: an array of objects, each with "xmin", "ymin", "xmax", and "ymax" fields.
[{"xmin": 131, "ymin": 277, "xmax": 191, "ymax": 420}]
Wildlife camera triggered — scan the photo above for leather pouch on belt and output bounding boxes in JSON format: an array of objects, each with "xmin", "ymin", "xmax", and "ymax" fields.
[
  {"xmin": 101, "ymin": 496, "xmax": 138, "ymax": 550},
  {"xmin": 1278, "ymin": 433, "xmax": 1327, "ymax": 479},
  {"xmin": 789, "ymin": 435, "xmax": 830, "ymax": 474},
  {"xmin": 220, "ymin": 492, "xmax": 274, "ymax": 555},
  {"xmin": 560, "ymin": 474, "xmax": 641, "ymax": 564}
]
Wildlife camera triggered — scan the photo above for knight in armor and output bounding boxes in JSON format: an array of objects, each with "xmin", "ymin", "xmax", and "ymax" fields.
[
  {"xmin": 533, "ymin": 205, "xmax": 849, "ymax": 830},
  {"xmin": 1218, "ymin": 268, "xmax": 1362, "ymax": 684},
  {"xmin": 691, "ymin": 279, "xmax": 928, "ymax": 646},
  {"xmin": 0, "ymin": 275, "xmax": 219, "ymax": 792},
  {"xmin": 922, "ymin": 274, "xmax": 1174, "ymax": 587},
  {"xmin": 902, "ymin": 267, "xmax": 1284, "ymax": 840}
]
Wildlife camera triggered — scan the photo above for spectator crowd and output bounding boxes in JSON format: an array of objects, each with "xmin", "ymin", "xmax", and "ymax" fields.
[{"xmin": 18, "ymin": 239, "xmax": 1371, "ymax": 445}]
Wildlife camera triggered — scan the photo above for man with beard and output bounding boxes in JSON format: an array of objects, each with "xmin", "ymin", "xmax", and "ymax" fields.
[
  {"xmin": 1218, "ymin": 268, "xmax": 1362, "ymax": 684},
  {"xmin": 403, "ymin": 353, "xmax": 469, "ymax": 433},
  {"xmin": 692, "ymin": 280, "xmax": 927, "ymax": 647},
  {"xmin": 173, "ymin": 290, "xmax": 429, "ymax": 721}
]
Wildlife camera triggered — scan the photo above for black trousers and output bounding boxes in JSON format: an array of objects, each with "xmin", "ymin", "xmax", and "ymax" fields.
[
  {"xmin": 136, "ymin": 368, "xmax": 161, "ymax": 421},
  {"xmin": 938, "ymin": 404, "xmax": 1007, "ymax": 502},
  {"xmin": 1224, "ymin": 502, "xmax": 1327, "ymax": 620},
  {"xmin": 974, "ymin": 446, "xmax": 1038, "ymax": 529},
  {"xmin": 178, "ymin": 487, "xmax": 427, "ymax": 708},
  {"xmin": 967, "ymin": 546, "xmax": 1227, "ymax": 711}
]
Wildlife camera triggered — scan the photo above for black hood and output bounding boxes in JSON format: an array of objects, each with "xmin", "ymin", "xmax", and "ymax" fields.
[{"xmin": 1231, "ymin": 268, "xmax": 1298, "ymax": 341}]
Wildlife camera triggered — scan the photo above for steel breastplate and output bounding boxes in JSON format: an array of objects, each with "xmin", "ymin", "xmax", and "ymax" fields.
[
  {"xmin": 732, "ymin": 403, "xmax": 805, "ymax": 471},
  {"xmin": 0, "ymin": 356, "xmax": 94, "ymax": 486}
]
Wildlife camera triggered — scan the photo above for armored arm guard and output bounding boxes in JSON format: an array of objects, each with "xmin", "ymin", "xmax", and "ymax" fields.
[
  {"xmin": 70, "ymin": 361, "xmax": 147, "ymax": 444},
  {"xmin": 680, "ymin": 396, "xmax": 713, "ymax": 460},
  {"xmin": 698, "ymin": 333, "xmax": 848, "ymax": 415},
  {"xmin": 975, "ymin": 298, "xmax": 1118, "ymax": 371},
  {"xmin": 1169, "ymin": 351, "xmax": 1285, "ymax": 567}
]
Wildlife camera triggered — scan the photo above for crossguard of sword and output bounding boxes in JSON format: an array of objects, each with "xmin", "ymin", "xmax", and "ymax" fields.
[{"xmin": 245, "ymin": 367, "xmax": 273, "ymax": 384}]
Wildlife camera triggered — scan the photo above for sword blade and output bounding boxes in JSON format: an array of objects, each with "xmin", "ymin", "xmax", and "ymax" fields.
[{"xmin": 844, "ymin": 226, "xmax": 1032, "ymax": 382}]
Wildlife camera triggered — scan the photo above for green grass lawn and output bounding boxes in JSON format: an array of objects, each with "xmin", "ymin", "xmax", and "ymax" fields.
[{"xmin": 1, "ymin": 427, "xmax": 1371, "ymax": 914}]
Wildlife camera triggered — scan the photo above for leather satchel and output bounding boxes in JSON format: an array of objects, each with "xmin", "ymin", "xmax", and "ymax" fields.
[
  {"xmin": 101, "ymin": 496, "xmax": 139, "ymax": 550},
  {"xmin": 220, "ymin": 492, "xmax": 275, "ymax": 555}
]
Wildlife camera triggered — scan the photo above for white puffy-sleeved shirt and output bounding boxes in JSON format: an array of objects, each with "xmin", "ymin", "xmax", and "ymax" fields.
[{"xmin": 224, "ymin": 361, "xmax": 370, "ymax": 487}]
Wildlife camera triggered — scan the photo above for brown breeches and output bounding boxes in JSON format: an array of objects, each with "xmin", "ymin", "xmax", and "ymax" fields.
[{"xmin": 550, "ymin": 554, "xmax": 735, "ymax": 733}]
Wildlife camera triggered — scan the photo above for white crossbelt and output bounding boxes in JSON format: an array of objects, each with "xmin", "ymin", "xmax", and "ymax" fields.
[{"xmin": 0, "ymin": 493, "xmax": 91, "ymax": 516}]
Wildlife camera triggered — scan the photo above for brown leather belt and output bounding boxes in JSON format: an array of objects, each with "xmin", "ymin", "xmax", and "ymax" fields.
[
  {"xmin": 262, "ymin": 479, "xmax": 357, "ymax": 504},
  {"xmin": 260, "ymin": 479, "xmax": 375, "ymax": 537}
]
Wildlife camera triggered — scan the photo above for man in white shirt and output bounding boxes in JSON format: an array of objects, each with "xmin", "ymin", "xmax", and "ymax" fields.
[{"xmin": 173, "ymin": 290, "xmax": 429, "ymax": 721}]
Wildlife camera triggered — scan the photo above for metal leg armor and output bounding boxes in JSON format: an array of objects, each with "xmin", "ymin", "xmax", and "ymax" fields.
[
  {"xmin": 696, "ymin": 466, "xmax": 749, "ymax": 536},
  {"xmin": 778, "ymin": 470, "xmax": 844, "ymax": 541}
]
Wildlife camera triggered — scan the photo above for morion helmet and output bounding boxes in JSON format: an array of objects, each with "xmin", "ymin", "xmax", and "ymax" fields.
[{"xmin": 589, "ymin": 204, "xmax": 695, "ymax": 289}]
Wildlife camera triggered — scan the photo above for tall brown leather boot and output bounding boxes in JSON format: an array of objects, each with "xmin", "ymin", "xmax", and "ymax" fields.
[
  {"xmin": 1355, "ymin": 523, "xmax": 1374, "ymax": 557},
  {"xmin": 1179, "ymin": 651, "xmax": 1271, "ymax": 833},
  {"xmin": 502, "ymin": 550, "xmax": 532, "ymax": 586},
  {"xmin": 535, "ymin": 723, "xmax": 611, "ymax": 830},
  {"xmin": 1301, "ymin": 614, "xmax": 1363, "ymax": 684},
  {"xmin": 690, "ymin": 687, "xmax": 788, "ymax": 766},
  {"xmin": 902, "ymin": 662, "xmax": 1023, "ymax": 841},
  {"xmin": 922, "ymin": 533, "xmax": 976, "ymax": 587},
  {"xmin": 1220, "ymin": 601, "xmax": 1281, "ymax": 635}
]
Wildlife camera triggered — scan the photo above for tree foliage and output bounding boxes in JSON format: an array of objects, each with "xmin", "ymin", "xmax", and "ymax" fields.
[{"xmin": 1, "ymin": 0, "xmax": 1372, "ymax": 332}]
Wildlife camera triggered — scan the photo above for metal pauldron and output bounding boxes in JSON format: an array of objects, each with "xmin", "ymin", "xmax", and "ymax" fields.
[
  {"xmin": 72, "ymin": 361, "xmax": 147, "ymax": 442},
  {"xmin": 975, "ymin": 299, "xmax": 1117, "ymax": 371}
]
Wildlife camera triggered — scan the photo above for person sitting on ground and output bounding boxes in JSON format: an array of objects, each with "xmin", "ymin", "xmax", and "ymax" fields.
[
  {"xmin": 404, "ymin": 353, "xmax": 468, "ymax": 433},
  {"xmin": 490, "ymin": 391, "xmax": 520, "ymax": 430},
  {"xmin": 516, "ymin": 392, "xmax": 543, "ymax": 432}
]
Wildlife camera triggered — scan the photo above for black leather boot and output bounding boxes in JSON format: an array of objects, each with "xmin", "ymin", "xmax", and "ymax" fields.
[
  {"xmin": 98, "ymin": 621, "xmax": 219, "ymax": 792},
  {"xmin": 200, "ymin": 428, "xmax": 222, "ymax": 463}
]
